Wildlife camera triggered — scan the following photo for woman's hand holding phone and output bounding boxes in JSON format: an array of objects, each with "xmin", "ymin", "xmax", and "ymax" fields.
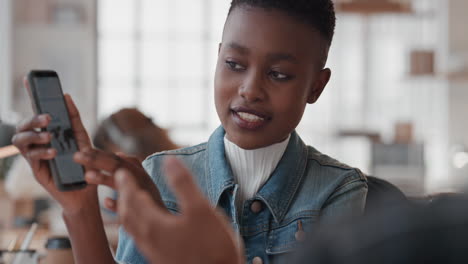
[
  {"xmin": 14, "ymin": 77, "xmax": 163, "ymax": 212},
  {"xmin": 12, "ymin": 79, "xmax": 99, "ymax": 215},
  {"xmin": 13, "ymin": 79, "xmax": 157, "ymax": 263}
]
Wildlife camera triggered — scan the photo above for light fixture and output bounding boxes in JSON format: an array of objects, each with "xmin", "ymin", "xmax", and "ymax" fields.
[{"xmin": 453, "ymin": 151, "xmax": 468, "ymax": 169}]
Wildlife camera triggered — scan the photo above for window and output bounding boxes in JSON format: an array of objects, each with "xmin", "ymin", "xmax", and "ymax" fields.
[{"xmin": 98, "ymin": 0, "xmax": 230, "ymax": 145}]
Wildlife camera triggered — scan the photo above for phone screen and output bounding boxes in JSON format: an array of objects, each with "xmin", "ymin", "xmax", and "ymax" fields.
[{"xmin": 32, "ymin": 76, "xmax": 85, "ymax": 185}]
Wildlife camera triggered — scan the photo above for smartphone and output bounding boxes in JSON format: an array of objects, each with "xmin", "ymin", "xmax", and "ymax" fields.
[{"xmin": 26, "ymin": 70, "xmax": 87, "ymax": 191}]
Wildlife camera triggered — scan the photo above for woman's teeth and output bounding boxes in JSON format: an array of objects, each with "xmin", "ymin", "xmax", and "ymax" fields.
[{"xmin": 237, "ymin": 112, "xmax": 265, "ymax": 122}]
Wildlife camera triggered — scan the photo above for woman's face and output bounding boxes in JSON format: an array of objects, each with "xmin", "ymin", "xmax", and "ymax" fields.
[{"xmin": 214, "ymin": 6, "xmax": 330, "ymax": 149}]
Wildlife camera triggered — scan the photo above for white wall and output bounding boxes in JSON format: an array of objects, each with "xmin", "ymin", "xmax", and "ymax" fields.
[
  {"xmin": 446, "ymin": 0, "xmax": 468, "ymax": 190},
  {"xmin": 447, "ymin": 0, "xmax": 468, "ymax": 147},
  {"xmin": 0, "ymin": 0, "xmax": 13, "ymax": 121},
  {"xmin": 5, "ymin": 0, "xmax": 97, "ymax": 131}
]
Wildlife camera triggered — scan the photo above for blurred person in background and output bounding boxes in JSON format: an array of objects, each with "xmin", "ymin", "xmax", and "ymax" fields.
[{"xmin": 93, "ymin": 108, "xmax": 179, "ymax": 162}]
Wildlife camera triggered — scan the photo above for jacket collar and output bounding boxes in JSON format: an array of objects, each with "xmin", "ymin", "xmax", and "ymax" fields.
[
  {"xmin": 205, "ymin": 126, "xmax": 236, "ymax": 206},
  {"xmin": 206, "ymin": 126, "xmax": 308, "ymax": 223},
  {"xmin": 256, "ymin": 130, "xmax": 308, "ymax": 223}
]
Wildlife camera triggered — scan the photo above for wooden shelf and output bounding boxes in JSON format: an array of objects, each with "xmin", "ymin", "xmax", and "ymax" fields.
[
  {"xmin": 336, "ymin": 1, "xmax": 412, "ymax": 14},
  {"xmin": 404, "ymin": 71, "xmax": 468, "ymax": 82},
  {"xmin": 337, "ymin": 129, "xmax": 382, "ymax": 143},
  {"xmin": 446, "ymin": 71, "xmax": 468, "ymax": 82}
]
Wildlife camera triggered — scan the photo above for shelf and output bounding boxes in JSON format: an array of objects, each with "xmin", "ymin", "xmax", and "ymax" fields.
[
  {"xmin": 403, "ymin": 71, "xmax": 468, "ymax": 82},
  {"xmin": 337, "ymin": 129, "xmax": 381, "ymax": 143},
  {"xmin": 336, "ymin": 1, "xmax": 412, "ymax": 14},
  {"xmin": 446, "ymin": 71, "xmax": 468, "ymax": 82}
]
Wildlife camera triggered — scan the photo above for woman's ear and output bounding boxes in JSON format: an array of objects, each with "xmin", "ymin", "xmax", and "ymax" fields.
[{"xmin": 307, "ymin": 68, "xmax": 331, "ymax": 104}]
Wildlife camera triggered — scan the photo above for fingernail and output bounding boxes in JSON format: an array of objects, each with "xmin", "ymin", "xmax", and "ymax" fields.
[
  {"xmin": 39, "ymin": 115, "xmax": 49, "ymax": 122},
  {"xmin": 47, "ymin": 149, "xmax": 55, "ymax": 155},
  {"xmin": 41, "ymin": 133, "xmax": 50, "ymax": 140},
  {"xmin": 116, "ymin": 169, "xmax": 126, "ymax": 185},
  {"xmin": 75, "ymin": 152, "xmax": 84, "ymax": 160},
  {"xmin": 86, "ymin": 171, "xmax": 98, "ymax": 181}
]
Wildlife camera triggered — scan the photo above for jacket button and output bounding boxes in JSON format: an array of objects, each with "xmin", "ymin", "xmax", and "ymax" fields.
[
  {"xmin": 250, "ymin": 201, "xmax": 263, "ymax": 214},
  {"xmin": 252, "ymin": 256, "xmax": 263, "ymax": 264}
]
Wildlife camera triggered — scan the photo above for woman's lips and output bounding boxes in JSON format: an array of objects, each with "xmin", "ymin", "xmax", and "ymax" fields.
[{"xmin": 231, "ymin": 108, "xmax": 270, "ymax": 130}]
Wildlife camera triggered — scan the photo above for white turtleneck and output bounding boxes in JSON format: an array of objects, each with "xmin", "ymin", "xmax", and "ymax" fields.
[{"xmin": 223, "ymin": 135, "xmax": 290, "ymax": 209}]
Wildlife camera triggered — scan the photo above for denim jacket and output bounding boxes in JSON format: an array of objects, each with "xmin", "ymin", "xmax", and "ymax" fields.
[{"xmin": 116, "ymin": 126, "xmax": 368, "ymax": 264}]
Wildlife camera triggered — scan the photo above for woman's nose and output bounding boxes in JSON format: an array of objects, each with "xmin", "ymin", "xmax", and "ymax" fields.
[{"xmin": 238, "ymin": 72, "xmax": 266, "ymax": 102}]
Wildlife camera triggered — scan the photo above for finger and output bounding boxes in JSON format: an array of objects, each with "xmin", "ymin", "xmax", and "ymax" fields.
[
  {"xmin": 15, "ymin": 115, "xmax": 51, "ymax": 133},
  {"xmin": 85, "ymin": 170, "xmax": 115, "ymax": 188},
  {"xmin": 104, "ymin": 197, "xmax": 117, "ymax": 213},
  {"xmin": 115, "ymin": 169, "xmax": 167, "ymax": 217},
  {"xmin": 115, "ymin": 153, "xmax": 165, "ymax": 208},
  {"xmin": 12, "ymin": 131, "xmax": 52, "ymax": 151},
  {"xmin": 116, "ymin": 170, "xmax": 167, "ymax": 234},
  {"xmin": 116, "ymin": 152, "xmax": 141, "ymax": 167},
  {"xmin": 116, "ymin": 169, "xmax": 142, "ymax": 209},
  {"xmin": 26, "ymin": 148, "xmax": 57, "ymax": 160},
  {"xmin": 63, "ymin": 94, "xmax": 92, "ymax": 149},
  {"xmin": 163, "ymin": 156, "xmax": 205, "ymax": 213},
  {"xmin": 75, "ymin": 149, "xmax": 126, "ymax": 173}
]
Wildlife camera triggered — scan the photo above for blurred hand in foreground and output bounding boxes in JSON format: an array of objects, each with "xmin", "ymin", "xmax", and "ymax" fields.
[{"xmin": 116, "ymin": 156, "xmax": 244, "ymax": 264}]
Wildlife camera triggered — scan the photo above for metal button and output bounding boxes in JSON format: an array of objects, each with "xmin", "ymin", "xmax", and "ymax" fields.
[
  {"xmin": 250, "ymin": 201, "xmax": 263, "ymax": 214},
  {"xmin": 252, "ymin": 256, "xmax": 263, "ymax": 264}
]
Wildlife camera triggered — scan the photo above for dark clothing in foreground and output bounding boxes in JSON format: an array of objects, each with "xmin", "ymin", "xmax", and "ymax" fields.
[{"xmin": 293, "ymin": 194, "xmax": 468, "ymax": 264}]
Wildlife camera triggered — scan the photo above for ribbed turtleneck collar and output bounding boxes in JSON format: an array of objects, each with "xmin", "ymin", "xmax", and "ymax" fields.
[{"xmin": 223, "ymin": 135, "xmax": 290, "ymax": 206}]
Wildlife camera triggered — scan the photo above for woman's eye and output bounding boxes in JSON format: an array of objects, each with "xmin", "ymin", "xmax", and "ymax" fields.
[
  {"xmin": 270, "ymin": 70, "xmax": 292, "ymax": 81},
  {"xmin": 225, "ymin": 60, "xmax": 245, "ymax": 71}
]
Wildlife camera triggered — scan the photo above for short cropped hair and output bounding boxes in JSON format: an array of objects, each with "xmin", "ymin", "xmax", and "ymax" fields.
[{"xmin": 229, "ymin": 0, "xmax": 336, "ymax": 47}]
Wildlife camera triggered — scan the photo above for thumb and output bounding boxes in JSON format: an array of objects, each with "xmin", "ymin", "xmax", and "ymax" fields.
[
  {"xmin": 115, "ymin": 169, "xmax": 140, "ymax": 214},
  {"xmin": 116, "ymin": 152, "xmax": 141, "ymax": 167},
  {"xmin": 115, "ymin": 169, "xmax": 166, "ymax": 245},
  {"xmin": 163, "ymin": 156, "xmax": 205, "ymax": 212}
]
